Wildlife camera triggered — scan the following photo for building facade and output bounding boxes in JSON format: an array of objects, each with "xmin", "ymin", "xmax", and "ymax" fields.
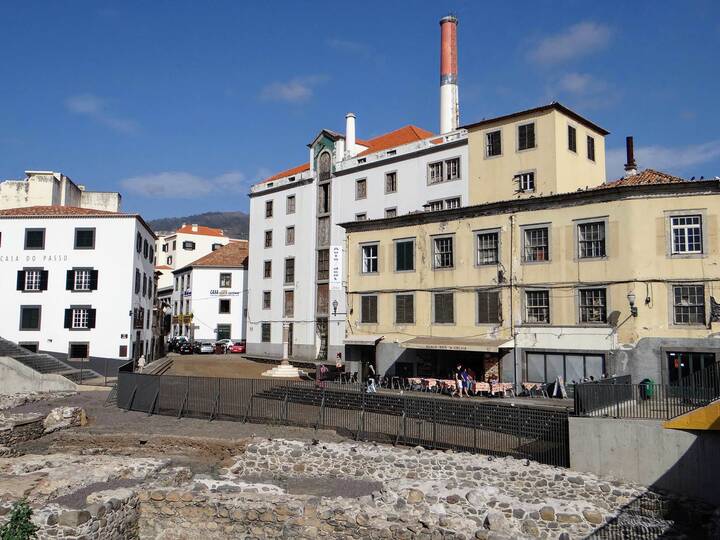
[
  {"xmin": 340, "ymin": 175, "xmax": 720, "ymax": 386},
  {"xmin": 0, "ymin": 206, "xmax": 156, "ymax": 368},
  {"xmin": 170, "ymin": 242, "xmax": 249, "ymax": 342},
  {"xmin": 0, "ymin": 171, "xmax": 121, "ymax": 212}
]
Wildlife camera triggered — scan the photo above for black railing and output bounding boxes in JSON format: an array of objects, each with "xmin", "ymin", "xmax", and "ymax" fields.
[
  {"xmin": 116, "ymin": 362, "xmax": 570, "ymax": 467},
  {"xmin": 574, "ymin": 363, "xmax": 720, "ymax": 420}
]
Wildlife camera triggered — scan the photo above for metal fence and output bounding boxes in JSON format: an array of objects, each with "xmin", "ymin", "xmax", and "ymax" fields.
[
  {"xmin": 117, "ymin": 362, "xmax": 570, "ymax": 467},
  {"xmin": 574, "ymin": 363, "xmax": 720, "ymax": 420}
]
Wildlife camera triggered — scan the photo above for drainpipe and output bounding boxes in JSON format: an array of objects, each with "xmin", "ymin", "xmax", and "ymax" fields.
[{"xmin": 509, "ymin": 215, "xmax": 518, "ymax": 390}]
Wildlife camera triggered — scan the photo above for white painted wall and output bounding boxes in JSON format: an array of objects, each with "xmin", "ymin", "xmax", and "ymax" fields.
[{"xmin": 0, "ymin": 215, "xmax": 155, "ymax": 360}]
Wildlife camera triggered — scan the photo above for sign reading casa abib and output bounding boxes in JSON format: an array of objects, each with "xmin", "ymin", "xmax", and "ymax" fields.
[{"xmin": 209, "ymin": 289, "xmax": 240, "ymax": 297}]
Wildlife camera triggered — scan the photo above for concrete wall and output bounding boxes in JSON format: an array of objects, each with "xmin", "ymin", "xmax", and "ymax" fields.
[
  {"xmin": 0, "ymin": 356, "xmax": 77, "ymax": 394},
  {"xmin": 569, "ymin": 416, "xmax": 720, "ymax": 505}
]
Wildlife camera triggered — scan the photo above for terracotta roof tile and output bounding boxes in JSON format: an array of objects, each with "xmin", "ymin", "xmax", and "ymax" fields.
[
  {"xmin": 257, "ymin": 125, "xmax": 434, "ymax": 185},
  {"xmin": 595, "ymin": 169, "xmax": 686, "ymax": 189},
  {"xmin": 176, "ymin": 224, "xmax": 226, "ymax": 237},
  {"xmin": 154, "ymin": 265, "xmax": 172, "ymax": 270},
  {"xmin": 178, "ymin": 241, "xmax": 248, "ymax": 271},
  {"xmin": 0, "ymin": 205, "xmax": 121, "ymax": 216}
]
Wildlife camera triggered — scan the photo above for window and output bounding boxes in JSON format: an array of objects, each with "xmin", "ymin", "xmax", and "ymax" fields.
[
  {"xmin": 385, "ymin": 171, "xmax": 397, "ymax": 193},
  {"xmin": 263, "ymin": 260, "xmax": 272, "ymax": 279},
  {"xmin": 265, "ymin": 200, "xmax": 273, "ymax": 218},
  {"xmin": 395, "ymin": 239, "xmax": 414, "ymax": 272},
  {"xmin": 286, "ymin": 195, "xmax": 296, "ymax": 214},
  {"xmin": 445, "ymin": 158, "xmax": 460, "ymax": 180},
  {"xmin": 142, "ymin": 274, "xmax": 147, "ymax": 296},
  {"xmin": 671, "ymin": 215, "xmax": 703, "ymax": 254},
  {"xmin": 261, "ymin": 323, "xmax": 271, "ymax": 342},
  {"xmin": 212, "ymin": 243, "xmax": 222, "ymax": 251},
  {"xmin": 523, "ymin": 226, "xmax": 549, "ymax": 262},
  {"xmin": 587, "ymin": 135, "xmax": 595, "ymax": 161},
  {"xmin": 143, "ymin": 239, "xmax": 149, "ymax": 258},
  {"xmin": 317, "ymin": 250, "xmax": 329, "ymax": 280},
  {"xmin": 361, "ymin": 244, "xmax": 378, "ymax": 273},
  {"xmin": 316, "ymin": 284, "xmax": 329, "ymax": 314},
  {"xmin": 284, "ymin": 290, "xmax": 294, "ymax": 317},
  {"xmin": 318, "ymin": 184, "xmax": 330, "ymax": 213},
  {"xmin": 428, "ymin": 162, "xmax": 444, "ymax": 184},
  {"xmin": 19, "ymin": 343, "xmax": 38, "ymax": 353},
  {"xmin": 25, "ymin": 270, "xmax": 41, "ymax": 292},
  {"xmin": 433, "ymin": 236, "xmax": 454, "ymax": 268},
  {"xmin": 166, "ymin": 256, "xmax": 173, "ymax": 265},
  {"xmin": 172, "ymin": 241, "xmax": 176, "ymax": 250},
  {"xmin": 217, "ymin": 324, "xmax": 231, "ymax": 340},
  {"xmin": 72, "ymin": 308, "xmax": 89, "ymax": 329},
  {"xmin": 526, "ymin": 352, "xmax": 604, "ymax": 384},
  {"xmin": 518, "ymin": 122, "xmax": 536, "ymax": 150},
  {"xmin": 578, "ymin": 221, "xmax": 606, "ymax": 258},
  {"xmin": 526, "ymin": 290, "xmax": 550, "ymax": 324},
  {"xmin": 134, "ymin": 269, "xmax": 141, "ymax": 294},
  {"xmin": 568, "ymin": 125, "xmax": 577, "ymax": 152},
  {"xmin": 264, "ymin": 230, "xmax": 273, "ymax": 248},
  {"xmin": 20, "ymin": 306, "xmax": 41, "ymax": 330},
  {"xmin": 162, "ymin": 243, "xmax": 169, "ymax": 252},
  {"xmin": 69, "ymin": 343, "xmax": 89, "ymax": 360},
  {"xmin": 428, "ymin": 200, "xmax": 444, "ymax": 212},
  {"xmin": 486, "ymin": 130, "xmax": 501, "ymax": 157},
  {"xmin": 17, "ymin": 269, "xmax": 48, "ymax": 292},
  {"xmin": 445, "ymin": 197, "xmax": 461, "ymax": 209},
  {"xmin": 24, "ymin": 229, "xmax": 45, "ymax": 250},
  {"xmin": 433, "ymin": 292, "xmax": 454, "ymax": 324},
  {"xmin": 136, "ymin": 232, "xmax": 142, "ymax": 253},
  {"xmin": 579, "ymin": 288, "xmax": 607, "ymax": 324},
  {"xmin": 515, "ymin": 171, "xmax": 535, "ymax": 192},
  {"xmin": 182, "ymin": 241, "xmax": 196, "ymax": 250},
  {"xmin": 74, "ymin": 228, "xmax": 95, "ymax": 249},
  {"xmin": 284, "ymin": 258, "xmax": 295, "ymax": 284},
  {"xmin": 262, "ymin": 291, "xmax": 271, "ymax": 310},
  {"xmin": 219, "ymin": 299, "xmax": 231, "ymax": 313},
  {"xmin": 477, "ymin": 291, "xmax": 501, "ymax": 324},
  {"xmin": 355, "ymin": 213, "xmax": 367, "ymax": 221},
  {"xmin": 361, "ymin": 295, "xmax": 377, "ymax": 323},
  {"xmin": 149, "ymin": 247, "xmax": 154, "ymax": 262},
  {"xmin": 355, "ymin": 178, "xmax": 367, "ymax": 199},
  {"xmin": 395, "ymin": 294, "xmax": 414, "ymax": 324},
  {"xmin": 286, "ymin": 226, "xmax": 295, "ymax": 245},
  {"xmin": 219, "ymin": 273, "xmax": 232, "ymax": 288},
  {"xmin": 673, "ymin": 285, "xmax": 705, "ymax": 325},
  {"xmin": 476, "ymin": 231, "xmax": 499, "ymax": 265},
  {"xmin": 385, "ymin": 208, "xmax": 397, "ymax": 218}
]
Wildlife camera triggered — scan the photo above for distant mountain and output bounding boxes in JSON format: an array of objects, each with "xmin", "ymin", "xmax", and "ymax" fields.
[{"xmin": 147, "ymin": 211, "xmax": 249, "ymax": 239}]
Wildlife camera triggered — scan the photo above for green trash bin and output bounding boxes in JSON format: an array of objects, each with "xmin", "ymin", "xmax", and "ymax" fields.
[{"xmin": 639, "ymin": 378, "xmax": 654, "ymax": 399}]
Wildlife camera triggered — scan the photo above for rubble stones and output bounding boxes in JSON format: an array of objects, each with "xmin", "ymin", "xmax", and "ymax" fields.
[{"xmin": 42, "ymin": 406, "xmax": 87, "ymax": 434}]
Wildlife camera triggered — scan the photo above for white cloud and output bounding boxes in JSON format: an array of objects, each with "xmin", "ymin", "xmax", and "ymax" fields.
[
  {"xmin": 120, "ymin": 170, "xmax": 247, "ymax": 199},
  {"xmin": 260, "ymin": 75, "xmax": 328, "ymax": 103},
  {"xmin": 529, "ymin": 22, "xmax": 611, "ymax": 64},
  {"xmin": 606, "ymin": 140, "xmax": 720, "ymax": 178},
  {"xmin": 65, "ymin": 93, "xmax": 138, "ymax": 133},
  {"xmin": 557, "ymin": 72, "xmax": 597, "ymax": 93}
]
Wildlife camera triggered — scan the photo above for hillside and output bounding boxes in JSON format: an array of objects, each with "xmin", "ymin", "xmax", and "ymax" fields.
[{"xmin": 148, "ymin": 211, "xmax": 249, "ymax": 239}]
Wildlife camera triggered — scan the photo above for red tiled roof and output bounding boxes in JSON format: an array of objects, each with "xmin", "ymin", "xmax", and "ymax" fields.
[
  {"xmin": 176, "ymin": 224, "xmax": 225, "ymax": 237},
  {"xmin": 596, "ymin": 169, "xmax": 685, "ymax": 189},
  {"xmin": 155, "ymin": 265, "xmax": 172, "ymax": 270},
  {"xmin": 257, "ymin": 125, "xmax": 434, "ymax": 185},
  {"xmin": 177, "ymin": 241, "xmax": 248, "ymax": 271},
  {"xmin": 0, "ymin": 205, "xmax": 121, "ymax": 216}
]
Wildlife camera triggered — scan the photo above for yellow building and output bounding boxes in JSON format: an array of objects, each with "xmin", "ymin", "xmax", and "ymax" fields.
[
  {"xmin": 464, "ymin": 103, "xmax": 608, "ymax": 205},
  {"xmin": 340, "ymin": 173, "xmax": 720, "ymax": 387}
]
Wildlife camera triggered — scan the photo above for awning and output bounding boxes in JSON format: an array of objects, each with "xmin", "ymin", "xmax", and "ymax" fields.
[
  {"xmin": 400, "ymin": 336, "xmax": 511, "ymax": 353},
  {"xmin": 344, "ymin": 334, "xmax": 384, "ymax": 346}
]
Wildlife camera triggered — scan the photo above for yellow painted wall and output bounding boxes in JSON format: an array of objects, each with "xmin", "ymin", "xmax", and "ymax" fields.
[
  {"xmin": 467, "ymin": 109, "xmax": 607, "ymax": 205},
  {"xmin": 346, "ymin": 192, "xmax": 719, "ymax": 345}
]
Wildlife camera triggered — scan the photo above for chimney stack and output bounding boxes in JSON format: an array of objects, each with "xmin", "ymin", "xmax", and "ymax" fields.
[
  {"xmin": 439, "ymin": 15, "xmax": 459, "ymax": 134},
  {"xmin": 624, "ymin": 136, "xmax": 638, "ymax": 177},
  {"xmin": 345, "ymin": 113, "xmax": 356, "ymax": 151}
]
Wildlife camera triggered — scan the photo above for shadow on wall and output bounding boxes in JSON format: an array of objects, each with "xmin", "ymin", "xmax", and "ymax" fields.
[{"xmin": 587, "ymin": 431, "xmax": 720, "ymax": 539}]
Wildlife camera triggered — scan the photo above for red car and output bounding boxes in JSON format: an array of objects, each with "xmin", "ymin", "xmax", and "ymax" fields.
[{"xmin": 229, "ymin": 341, "xmax": 246, "ymax": 354}]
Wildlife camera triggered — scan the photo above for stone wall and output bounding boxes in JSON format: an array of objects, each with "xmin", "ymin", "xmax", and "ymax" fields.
[{"xmin": 0, "ymin": 415, "xmax": 44, "ymax": 455}]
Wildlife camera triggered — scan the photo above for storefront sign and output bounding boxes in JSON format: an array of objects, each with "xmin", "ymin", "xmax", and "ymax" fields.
[
  {"xmin": 209, "ymin": 289, "xmax": 240, "ymax": 297},
  {"xmin": 0, "ymin": 254, "xmax": 68, "ymax": 263},
  {"xmin": 329, "ymin": 245, "xmax": 343, "ymax": 291}
]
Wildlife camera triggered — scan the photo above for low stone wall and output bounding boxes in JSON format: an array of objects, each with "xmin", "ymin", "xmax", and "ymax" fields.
[{"xmin": 0, "ymin": 414, "xmax": 44, "ymax": 455}]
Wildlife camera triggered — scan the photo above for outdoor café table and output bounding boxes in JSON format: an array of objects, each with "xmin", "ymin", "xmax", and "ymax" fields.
[
  {"xmin": 491, "ymin": 382, "xmax": 514, "ymax": 396},
  {"xmin": 473, "ymin": 382, "xmax": 491, "ymax": 393}
]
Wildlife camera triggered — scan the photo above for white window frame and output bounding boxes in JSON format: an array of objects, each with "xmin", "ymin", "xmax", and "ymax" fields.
[
  {"xmin": 25, "ymin": 270, "xmax": 42, "ymax": 292},
  {"xmin": 670, "ymin": 215, "xmax": 703, "ymax": 254},
  {"xmin": 525, "ymin": 289, "xmax": 550, "ymax": 324},
  {"xmin": 361, "ymin": 243, "xmax": 379, "ymax": 274},
  {"xmin": 432, "ymin": 236, "xmax": 454, "ymax": 269},
  {"xmin": 74, "ymin": 270, "xmax": 92, "ymax": 291},
  {"xmin": 72, "ymin": 308, "xmax": 89, "ymax": 329},
  {"xmin": 385, "ymin": 171, "xmax": 397, "ymax": 194},
  {"xmin": 515, "ymin": 171, "xmax": 535, "ymax": 192},
  {"xmin": 485, "ymin": 129, "xmax": 502, "ymax": 157}
]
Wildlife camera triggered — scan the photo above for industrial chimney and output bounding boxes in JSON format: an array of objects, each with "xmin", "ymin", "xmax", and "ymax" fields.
[
  {"xmin": 346, "ymin": 113, "xmax": 356, "ymax": 150},
  {"xmin": 439, "ymin": 15, "xmax": 459, "ymax": 134},
  {"xmin": 624, "ymin": 136, "xmax": 638, "ymax": 177}
]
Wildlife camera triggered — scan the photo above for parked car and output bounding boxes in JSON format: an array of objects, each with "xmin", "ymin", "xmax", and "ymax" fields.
[
  {"xmin": 178, "ymin": 341, "xmax": 194, "ymax": 355},
  {"xmin": 215, "ymin": 338, "xmax": 233, "ymax": 353},
  {"xmin": 195, "ymin": 341, "xmax": 215, "ymax": 354},
  {"xmin": 229, "ymin": 341, "xmax": 246, "ymax": 354},
  {"xmin": 168, "ymin": 336, "xmax": 189, "ymax": 352}
]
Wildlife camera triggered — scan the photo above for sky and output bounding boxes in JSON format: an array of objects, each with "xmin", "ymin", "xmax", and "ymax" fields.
[{"xmin": 1, "ymin": 1, "xmax": 719, "ymax": 219}]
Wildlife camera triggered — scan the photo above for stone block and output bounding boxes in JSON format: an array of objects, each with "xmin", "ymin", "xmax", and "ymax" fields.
[{"xmin": 58, "ymin": 510, "xmax": 91, "ymax": 527}]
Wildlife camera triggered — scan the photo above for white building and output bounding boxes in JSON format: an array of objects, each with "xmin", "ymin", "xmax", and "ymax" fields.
[
  {"xmin": 0, "ymin": 205, "xmax": 156, "ymax": 370},
  {"xmin": 170, "ymin": 241, "xmax": 249, "ymax": 342},
  {"xmin": 0, "ymin": 171, "xmax": 121, "ymax": 212}
]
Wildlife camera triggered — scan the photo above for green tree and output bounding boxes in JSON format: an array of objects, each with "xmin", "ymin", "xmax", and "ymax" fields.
[{"xmin": 0, "ymin": 499, "xmax": 38, "ymax": 540}]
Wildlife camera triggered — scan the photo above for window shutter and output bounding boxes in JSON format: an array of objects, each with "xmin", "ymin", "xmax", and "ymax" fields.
[
  {"xmin": 17, "ymin": 270, "xmax": 25, "ymax": 291},
  {"xmin": 90, "ymin": 270, "xmax": 99, "ymax": 290},
  {"xmin": 88, "ymin": 309, "xmax": 97, "ymax": 329},
  {"xmin": 40, "ymin": 270, "xmax": 49, "ymax": 290},
  {"xmin": 66, "ymin": 270, "xmax": 74, "ymax": 290},
  {"xmin": 64, "ymin": 309, "xmax": 72, "ymax": 328}
]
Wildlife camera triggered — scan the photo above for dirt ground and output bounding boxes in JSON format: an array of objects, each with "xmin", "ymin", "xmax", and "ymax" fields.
[{"xmin": 163, "ymin": 354, "xmax": 306, "ymax": 379}]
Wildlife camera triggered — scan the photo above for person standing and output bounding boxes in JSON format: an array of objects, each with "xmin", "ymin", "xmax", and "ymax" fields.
[
  {"xmin": 367, "ymin": 363, "xmax": 377, "ymax": 393},
  {"xmin": 452, "ymin": 364, "xmax": 463, "ymax": 397}
]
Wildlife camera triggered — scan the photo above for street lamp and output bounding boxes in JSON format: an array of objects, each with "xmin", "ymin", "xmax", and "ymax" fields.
[
  {"xmin": 627, "ymin": 292, "xmax": 638, "ymax": 317},
  {"xmin": 332, "ymin": 299, "xmax": 338, "ymax": 316}
]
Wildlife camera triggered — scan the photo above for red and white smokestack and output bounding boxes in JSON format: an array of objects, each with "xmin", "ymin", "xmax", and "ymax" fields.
[{"xmin": 439, "ymin": 15, "xmax": 459, "ymax": 134}]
